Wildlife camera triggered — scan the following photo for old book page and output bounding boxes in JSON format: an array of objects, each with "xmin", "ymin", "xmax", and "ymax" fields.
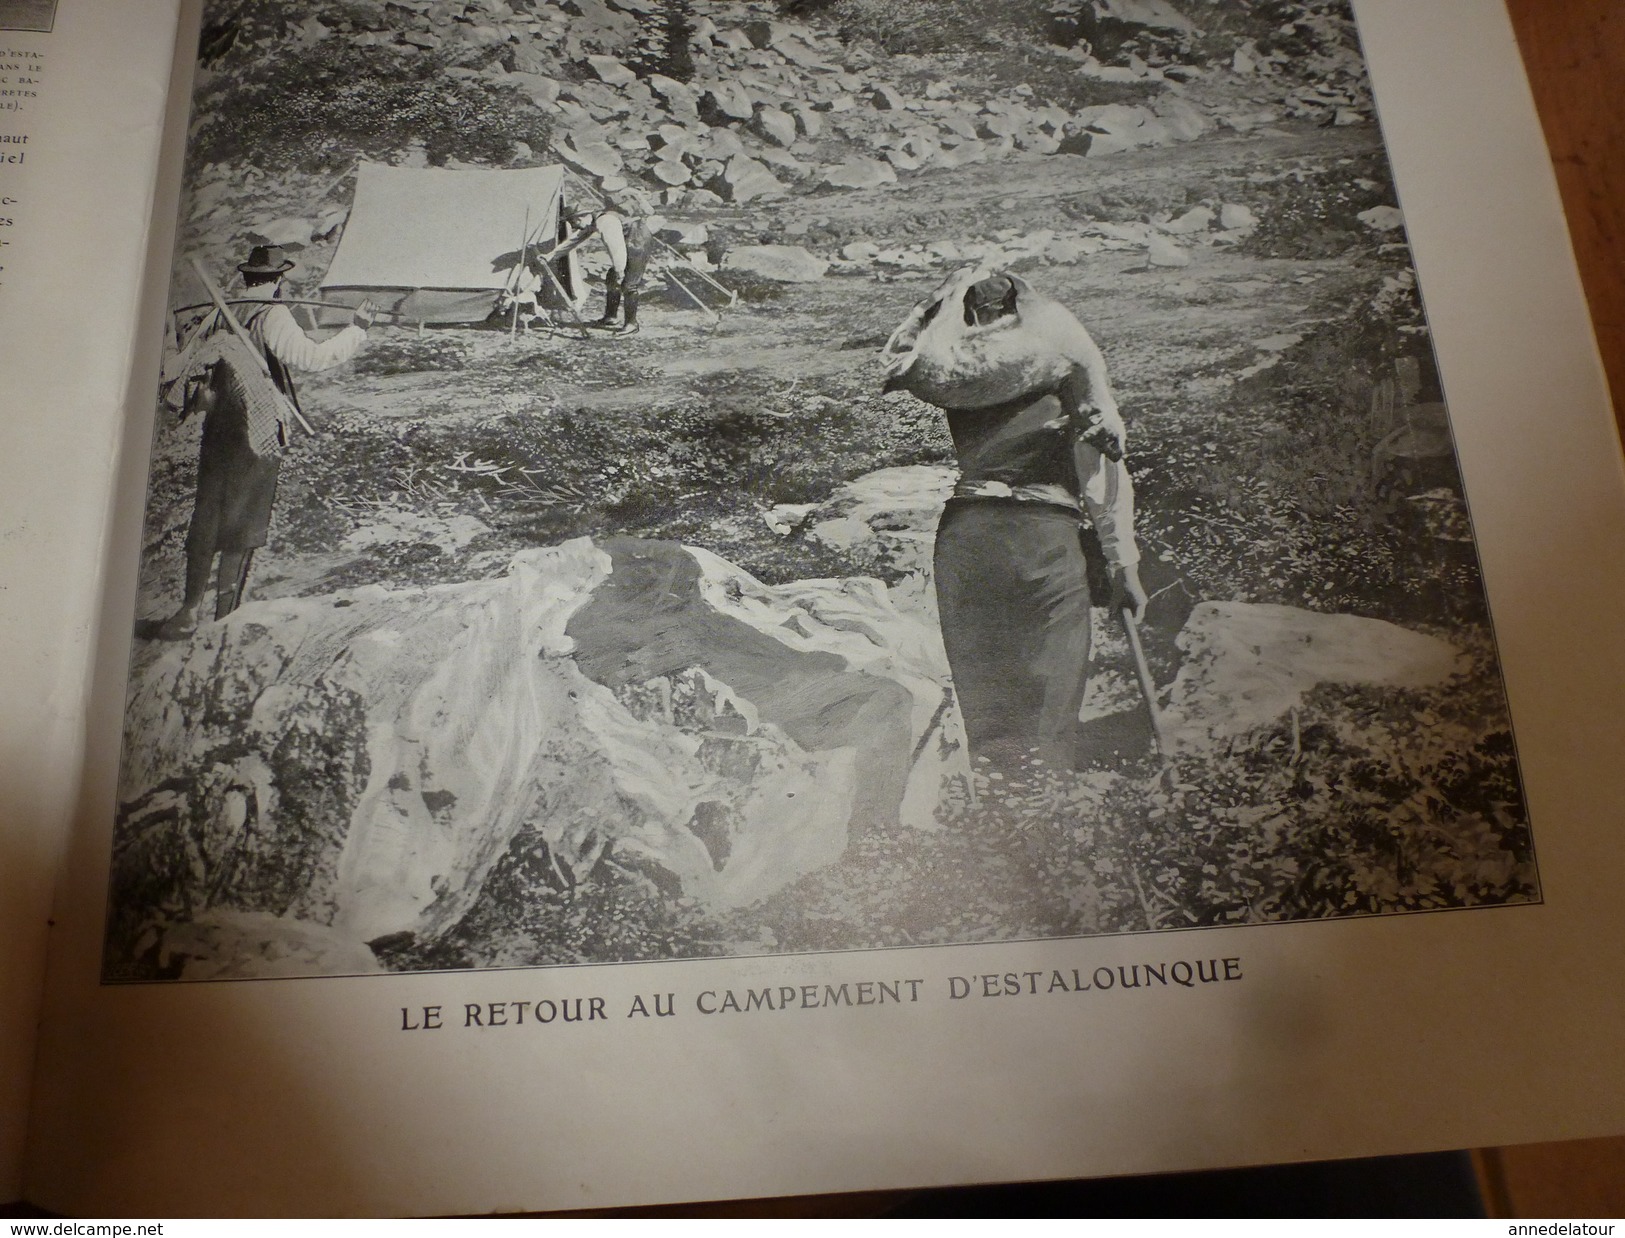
[
  {"xmin": 0, "ymin": 0, "xmax": 181, "ymax": 1202},
  {"xmin": 23, "ymin": 0, "xmax": 1625, "ymax": 1215}
]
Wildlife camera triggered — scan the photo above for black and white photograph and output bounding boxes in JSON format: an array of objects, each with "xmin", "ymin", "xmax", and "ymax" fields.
[{"xmin": 103, "ymin": 0, "xmax": 1537, "ymax": 983}]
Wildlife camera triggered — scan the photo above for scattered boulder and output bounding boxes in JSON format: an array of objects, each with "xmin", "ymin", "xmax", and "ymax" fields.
[
  {"xmin": 702, "ymin": 125, "xmax": 749, "ymax": 162},
  {"xmin": 821, "ymin": 157, "xmax": 898, "ymax": 190},
  {"xmin": 724, "ymin": 244, "xmax": 829, "ymax": 283},
  {"xmin": 1094, "ymin": 0, "xmax": 1200, "ymax": 35},
  {"xmin": 756, "ymin": 147, "xmax": 812, "ymax": 178},
  {"xmin": 508, "ymin": 71, "xmax": 560, "ymax": 107},
  {"xmin": 558, "ymin": 136, "xmax": 623, "ymax": 179},
  {"xmin": 1153, "ymin": 96, "xmax": 1211, "ymax": 142},
  {"xmin": 1147, "ymin": 235, "xmax": 1191, "ymax": 267},
  {"xmin": 869, "ymin": 84, "xmax": 906, "ymax": 111},
  {"xmin": 754, "ymin": 106, "xmax": 798, "ymax": 147},
  {"xmin": 1160, "ymin": 205, "xmax": 1214, "ymax": 235},
  {"xmin": 246, "ymin": 216, "xmax": 314, "ymax": 247},
  {"xmin": 1358, "ymin": 205, "xmax": 1406, "ymax": 232},
  {"xmin": 740, "ymin": 18, "xmax": 775, "ymax": 49},
  {"xmin": 776, "ymin": 36, "xmax": 833, "ymax": 71},
  {"xmin": 807, "ymin": 466, "xmax": 956, "ymax": 581},
  {"xmin": 646, "ymin": 73, "xmax": 697, "ymax": 114},
  {"xmin": 702, "ymin": 80, "xmax": 754, "ymax": 122},
  {"xmin": 656, "ymin": 219, "xmax": 710, "ymax": 248},
  {"xmin": 1220, "ymin": 203, "xmax": 1259, "ymax": 230},
  {"xmin": 1252, "ymin": 332, "xmax": 1304, "ymax": 353},
  {"xmin": 650, "ymin": 157, "xmax": 692, "ymax": 187},
  {"xmin": 1161, "ymin": 602, "xmax": 1464, "ymax": 752},
  {"xmin": 789, "ymin": 104, "xmax": 823, "ymax": 139},
  {"xmin": 717, "ymin": 154, "xmax": 786, "ymax": 203},
  {"xmin": 585, "ymin": 54, "xmax": 636, "ymax": 87}
]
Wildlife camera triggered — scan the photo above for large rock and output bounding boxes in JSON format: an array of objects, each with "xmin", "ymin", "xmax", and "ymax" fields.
[
  {"xmin": 508, "ymin": 71, "xmax": 561, "ymax": 107},
  {"xmin": 702, "ymin": 80, "xmax": 755, "ymax": 122},
  {"xmin": 776, "ymin": 36, "xmax": 834, "ymax": 71},
  {"xmin": 107, "ymin": 540, "xmax": 965, "ymax": 979},
  {"xmin": 1159, "ymin": 205, "xmax": 1214, "ymax": 235},
  {"xmin": 585, "ymin": 54, "xmax": 636, "ymax": 87},
  {"xmin": 807, "ymin": 465, "xmax": 956, "ymax": 581},
  {"xmin": 246, "ymin": 216, "xmax": 314, "ymax": 247},
  {"xmin": 1146, "ymin": 234, "xmax": 1191, "ymax": 267},
  {"xmin": 1161, "ymin": 603, "xmax": 1463, "ymax": 751},
  {"xmin": 558, "ymin": 136, "xmax": 623, "ymax": 179},
  {"xmin": 1093, "ymin": 0, "xmax": 1199, "ymax": 35},
  {"xmin": 650, "ymin": 157, "xmax": 692, "ymax": 186},
  {"xmin": 647, "ymin": 73, "xmax": 698, "ymax": 114},
  {"xmin": 723, "ymin": 244, "xmax": 829, "ymax": 283},
  {"xmin": 656, "ymin": 219, "xmax": 710, "ymax": 248},
  {"xmin": 1154, "ymin": 95, "xmax": 1211, "ymax": 142},
  {"xmin": 790, "ymin": 103, "xmax": 823, "ymax": 139},
  {"xmin": 1359, "ymin": 205, "xmax": 1406, "ymax": 232},
  {"xmin": 1074, "ymin": 102, "xmax": 1155, "ymax": 143},
  {"xmin": 754, "ymin": 106, "xmax": 798, "ymax": 147}
]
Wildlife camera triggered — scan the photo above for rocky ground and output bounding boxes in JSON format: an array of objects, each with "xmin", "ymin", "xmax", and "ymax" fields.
[{"xmin": 110, "ymin": 0, "xmax": 1536, "ymax": 978}]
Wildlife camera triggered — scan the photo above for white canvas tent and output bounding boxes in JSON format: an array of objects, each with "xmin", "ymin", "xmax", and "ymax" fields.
[{"xmin": 319, "ymin": 161, "xmax": 584, "ymax": 326}]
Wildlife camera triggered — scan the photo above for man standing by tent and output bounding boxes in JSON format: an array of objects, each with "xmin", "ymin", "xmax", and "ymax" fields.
[
  {"xmin": 153, "ymin": 244, "xmax": 375, "ymax": 639},
  {"xmin": 549, "ymin": 196, "xmax": 655, "ymax": 335}
]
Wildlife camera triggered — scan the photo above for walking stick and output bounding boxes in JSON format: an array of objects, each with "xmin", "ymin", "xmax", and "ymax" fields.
[{"xmin": 1120, "ymin": 605, "xmax": 1170, "ymax": 759}]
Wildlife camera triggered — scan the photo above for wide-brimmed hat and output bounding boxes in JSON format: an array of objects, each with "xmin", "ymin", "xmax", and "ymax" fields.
[{"xmin": 238, "ymin": 244, "xmax": 295, "ymax": 275}]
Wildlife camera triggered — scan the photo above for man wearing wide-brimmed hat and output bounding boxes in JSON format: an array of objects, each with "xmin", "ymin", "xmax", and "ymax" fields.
[{"xmin": 154, "ymin": 245, "xmax": 376, "ymax": 638}]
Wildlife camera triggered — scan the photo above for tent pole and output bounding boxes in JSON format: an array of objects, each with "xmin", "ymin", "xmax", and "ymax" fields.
[
  {"xmin": 537, "ymin": 257, "xmax": 593, "ymax": 341},
  {"xmin": 665, "ymin": 269, "xmax": 720, "ymax": 323}
]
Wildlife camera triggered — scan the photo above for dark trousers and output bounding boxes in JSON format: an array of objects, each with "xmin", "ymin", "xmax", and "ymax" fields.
[
  {"xmin": 602, "ymin": 249, "xmax": 650, "ymax": 325},
  {"xmin": 933, "ymin": 499, "xmax": 1099, "ymax": 771},
  {"xmin": 182, "ymin": 403, "xmax": 282, "ymax": 618}
]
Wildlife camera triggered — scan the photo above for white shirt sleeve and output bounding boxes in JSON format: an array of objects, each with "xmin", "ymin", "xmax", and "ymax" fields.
[
  {"xmin": 254, "ymin": 303, "xmax": 365, "ymax": 372},
  {"xmin": 597, "ymin": 211, "xmax": 628, "ymax": 274},
  {"xmin": 1076, "ymin": 440, "xmax": 1139, "ymax": 568}
]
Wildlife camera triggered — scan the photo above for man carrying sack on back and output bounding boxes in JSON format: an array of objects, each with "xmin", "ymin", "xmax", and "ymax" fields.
[{"xmin": 153, "ymin": 244, "xmax": 375, "ymax": 639}]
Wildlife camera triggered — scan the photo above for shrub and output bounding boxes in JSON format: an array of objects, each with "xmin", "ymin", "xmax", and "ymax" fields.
[
  {"xmin": 352, "ymin": 336, "xmax": 471, "ymax": 377},
  {"xmin": 190, "ymin": 40, "xmax": 553, "ymax": 173}
]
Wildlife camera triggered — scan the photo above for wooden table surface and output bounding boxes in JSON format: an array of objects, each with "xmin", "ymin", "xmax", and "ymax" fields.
[{"xmin": 1477, "ymin": 0, "xmax": 1625, "ymax": 1212}]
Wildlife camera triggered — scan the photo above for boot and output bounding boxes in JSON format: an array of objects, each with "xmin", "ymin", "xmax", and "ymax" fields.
[
  {"xmin": 153, "ymin": 603, "xmax": 201, "ymax": 641},
  {"xmin": 597, "ymin": 277, "xmax": 623, "ymax": 328}
]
